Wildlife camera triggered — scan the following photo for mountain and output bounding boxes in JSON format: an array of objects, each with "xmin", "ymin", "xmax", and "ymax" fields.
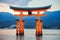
[
  {"xmin": 0, "ymin": 10, "xmax": 60, "ymax": 29},
  {"xmin": 23, "ymin": 10, "xmax": 60, "ymax": 29},
  {"xmin": 41, "ymin": 10, "xmax": 60, "ymax": 29},
  {"xmin": 0, "ymin": 12, "xmax": 16, "ymax": 28}
]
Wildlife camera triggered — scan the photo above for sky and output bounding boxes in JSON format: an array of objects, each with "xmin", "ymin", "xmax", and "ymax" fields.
[{"xmin": 0, "ymin": 0, "xmax": 60, "ymax": 14}]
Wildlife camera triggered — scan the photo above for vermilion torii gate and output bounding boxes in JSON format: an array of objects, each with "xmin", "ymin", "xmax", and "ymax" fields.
[{"xmin": 10, "ymin": 5, "xmax": 51, "ymax": 36}]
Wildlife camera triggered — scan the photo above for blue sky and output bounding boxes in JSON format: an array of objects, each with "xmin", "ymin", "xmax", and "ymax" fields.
[{"xmin": 0, "ymin": 0, "xmax": 60, "ymax": 14}]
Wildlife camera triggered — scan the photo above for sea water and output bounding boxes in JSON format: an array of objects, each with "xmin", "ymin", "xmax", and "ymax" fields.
[{"xmin": 0, "ymin": 29, "xmax": 60, "ymax": 40}]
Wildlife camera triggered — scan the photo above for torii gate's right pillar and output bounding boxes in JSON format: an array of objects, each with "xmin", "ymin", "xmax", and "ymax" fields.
[
  {"xmin": 36, "ymin": 20, "xmax": 42, "ymax": 36},
  {"xmin": 36, "ymin": 11, "xmax": 44, "ymax": 36}
]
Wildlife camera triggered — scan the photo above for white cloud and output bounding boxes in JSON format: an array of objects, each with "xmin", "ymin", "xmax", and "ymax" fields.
[
  {"xmin": 0, "ymin": 0, "xmax": 60, "ymax": 15},
  {"xmin": 0, "ymin": 0, "xmax": 31, "ymax": 6},
  {"xmin": 0, "ymin": 3, "xmax": 16, "ymax": 15},
  {"xmin": 48, "ymin": 0, "xmax": 60, "ymax": 11},
  {"xmin": 28, "ymin": 0, "xmax": 51, "ymax": 7},
  {"xmin": 28, "ymin": 0, "xmax": 60, "ymax": 11}
]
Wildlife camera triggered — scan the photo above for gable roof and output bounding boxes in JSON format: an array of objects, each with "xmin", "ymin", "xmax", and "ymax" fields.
[{"xmin": 10, "ymin": 5, "xmax": 51, "ymax": 10}]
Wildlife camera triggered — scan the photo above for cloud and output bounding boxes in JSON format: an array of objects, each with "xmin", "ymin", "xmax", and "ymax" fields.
[
  {"xmin": 0, "ymin": 0, "xmax": 60, "ymax": 14},
  {"xmin": 0, "ymin": 3, "xmax": 19, "ymax": 15},
  {"xmin": 0, "ymin": 0, "xmax": 31, "ymax": 6},
  {"xmin": 0, "ymin": 3, "xmax": 10, "ymax": 12},
  {"xmin": 28, "ymin": 0, "xmax": 51, "ymax": 7},
  {"xmin": 48, "ymin": 0, "xmax": 60, "ymax": 11},
  {"xmin": 28, "ymin": 0, "xmax": 60, "ymax": 11}
]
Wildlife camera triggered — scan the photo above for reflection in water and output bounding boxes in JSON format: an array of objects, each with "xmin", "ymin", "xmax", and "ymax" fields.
[
  {"xmin": 36, "ymin": 36, "xmax": 42, "ymax": 40},
  {"xmin": 0, "ymin": 29, "xmax": 60, "ymax": 40},
  {"xmin": 16, "ymin": 35, "xmax": 24, "ymax": 40}
]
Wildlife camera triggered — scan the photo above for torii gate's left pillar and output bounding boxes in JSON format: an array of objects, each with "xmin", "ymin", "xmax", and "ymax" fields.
[
  {"xmin": 16, "ymin": 20, "xmax": 24, "ymax": 35},
  {"xmin": 16, "ymin": 12, "xmax": 24, "ymax": 35}
]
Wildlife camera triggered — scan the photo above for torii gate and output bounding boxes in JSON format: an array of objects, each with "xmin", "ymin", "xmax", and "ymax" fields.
[{"xmin": 10, "ymin": 5, "xmax": 51, "ymax": 36}]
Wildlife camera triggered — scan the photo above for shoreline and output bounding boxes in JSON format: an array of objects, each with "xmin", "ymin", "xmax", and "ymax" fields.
[{"xmin": 0, "ymin": 29, "xmax": 60, "ymax": 35}]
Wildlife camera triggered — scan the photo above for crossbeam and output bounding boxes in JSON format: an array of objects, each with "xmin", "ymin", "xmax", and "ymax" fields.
[{"xmin": 14, "ymin": 14, "xmax": 46, "ymax": 16}]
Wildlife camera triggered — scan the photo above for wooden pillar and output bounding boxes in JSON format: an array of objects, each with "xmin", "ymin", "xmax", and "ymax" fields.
[
  {"xmin": 19, "ymin": 20, "xmax": 24, "ymax": 35},
  {"xmin": 36, "ymin": 11, "xmax": 42, "ymax": 36},
  {"xmin": 36, "ymin": 20, "xmax": 42, "ymax": 36},
  {"xmin": 16, "ymin": 20, "xmax": 19, "ymax": 35},
  {"xmin": 37, "ymin": 12, "xmax": 40, "ymax": 20},
  {"xmin": 19, "ymin": 11, "xmax": 24, "ymax": 35},
  {"xmin": 39, "ymin": 20, "xmax": 42, "ymax": 35},
  {"xmin": 16, "ymin": 11, "xmax": 24, "ymax": 35}
]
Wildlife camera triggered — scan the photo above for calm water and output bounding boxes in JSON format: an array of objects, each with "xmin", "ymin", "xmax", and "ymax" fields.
[{"xmin": 0, "ymin": 29, "xmax": 60, "ymax": 40}]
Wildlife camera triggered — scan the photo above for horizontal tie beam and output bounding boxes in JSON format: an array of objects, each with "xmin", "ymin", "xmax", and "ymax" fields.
[{"xmin": 14, "ymin": 14, "xmax": 46, "ymax": 16}]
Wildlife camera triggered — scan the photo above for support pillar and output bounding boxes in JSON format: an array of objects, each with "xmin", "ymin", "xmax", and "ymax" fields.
[
  {"xmin": 19, "ymin": 20, "xmax": 24, "ymax": 35},
  {"xmin": 36, "ymin": 19, "xmax": 42, "ymax": 36},
  {"xmin": 16, "ymin": 20, "xmax": 19, "ymax": 35},
  {"xmin": 16, "ymin": 20, "xmax": 24, "ymax": 35}
]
